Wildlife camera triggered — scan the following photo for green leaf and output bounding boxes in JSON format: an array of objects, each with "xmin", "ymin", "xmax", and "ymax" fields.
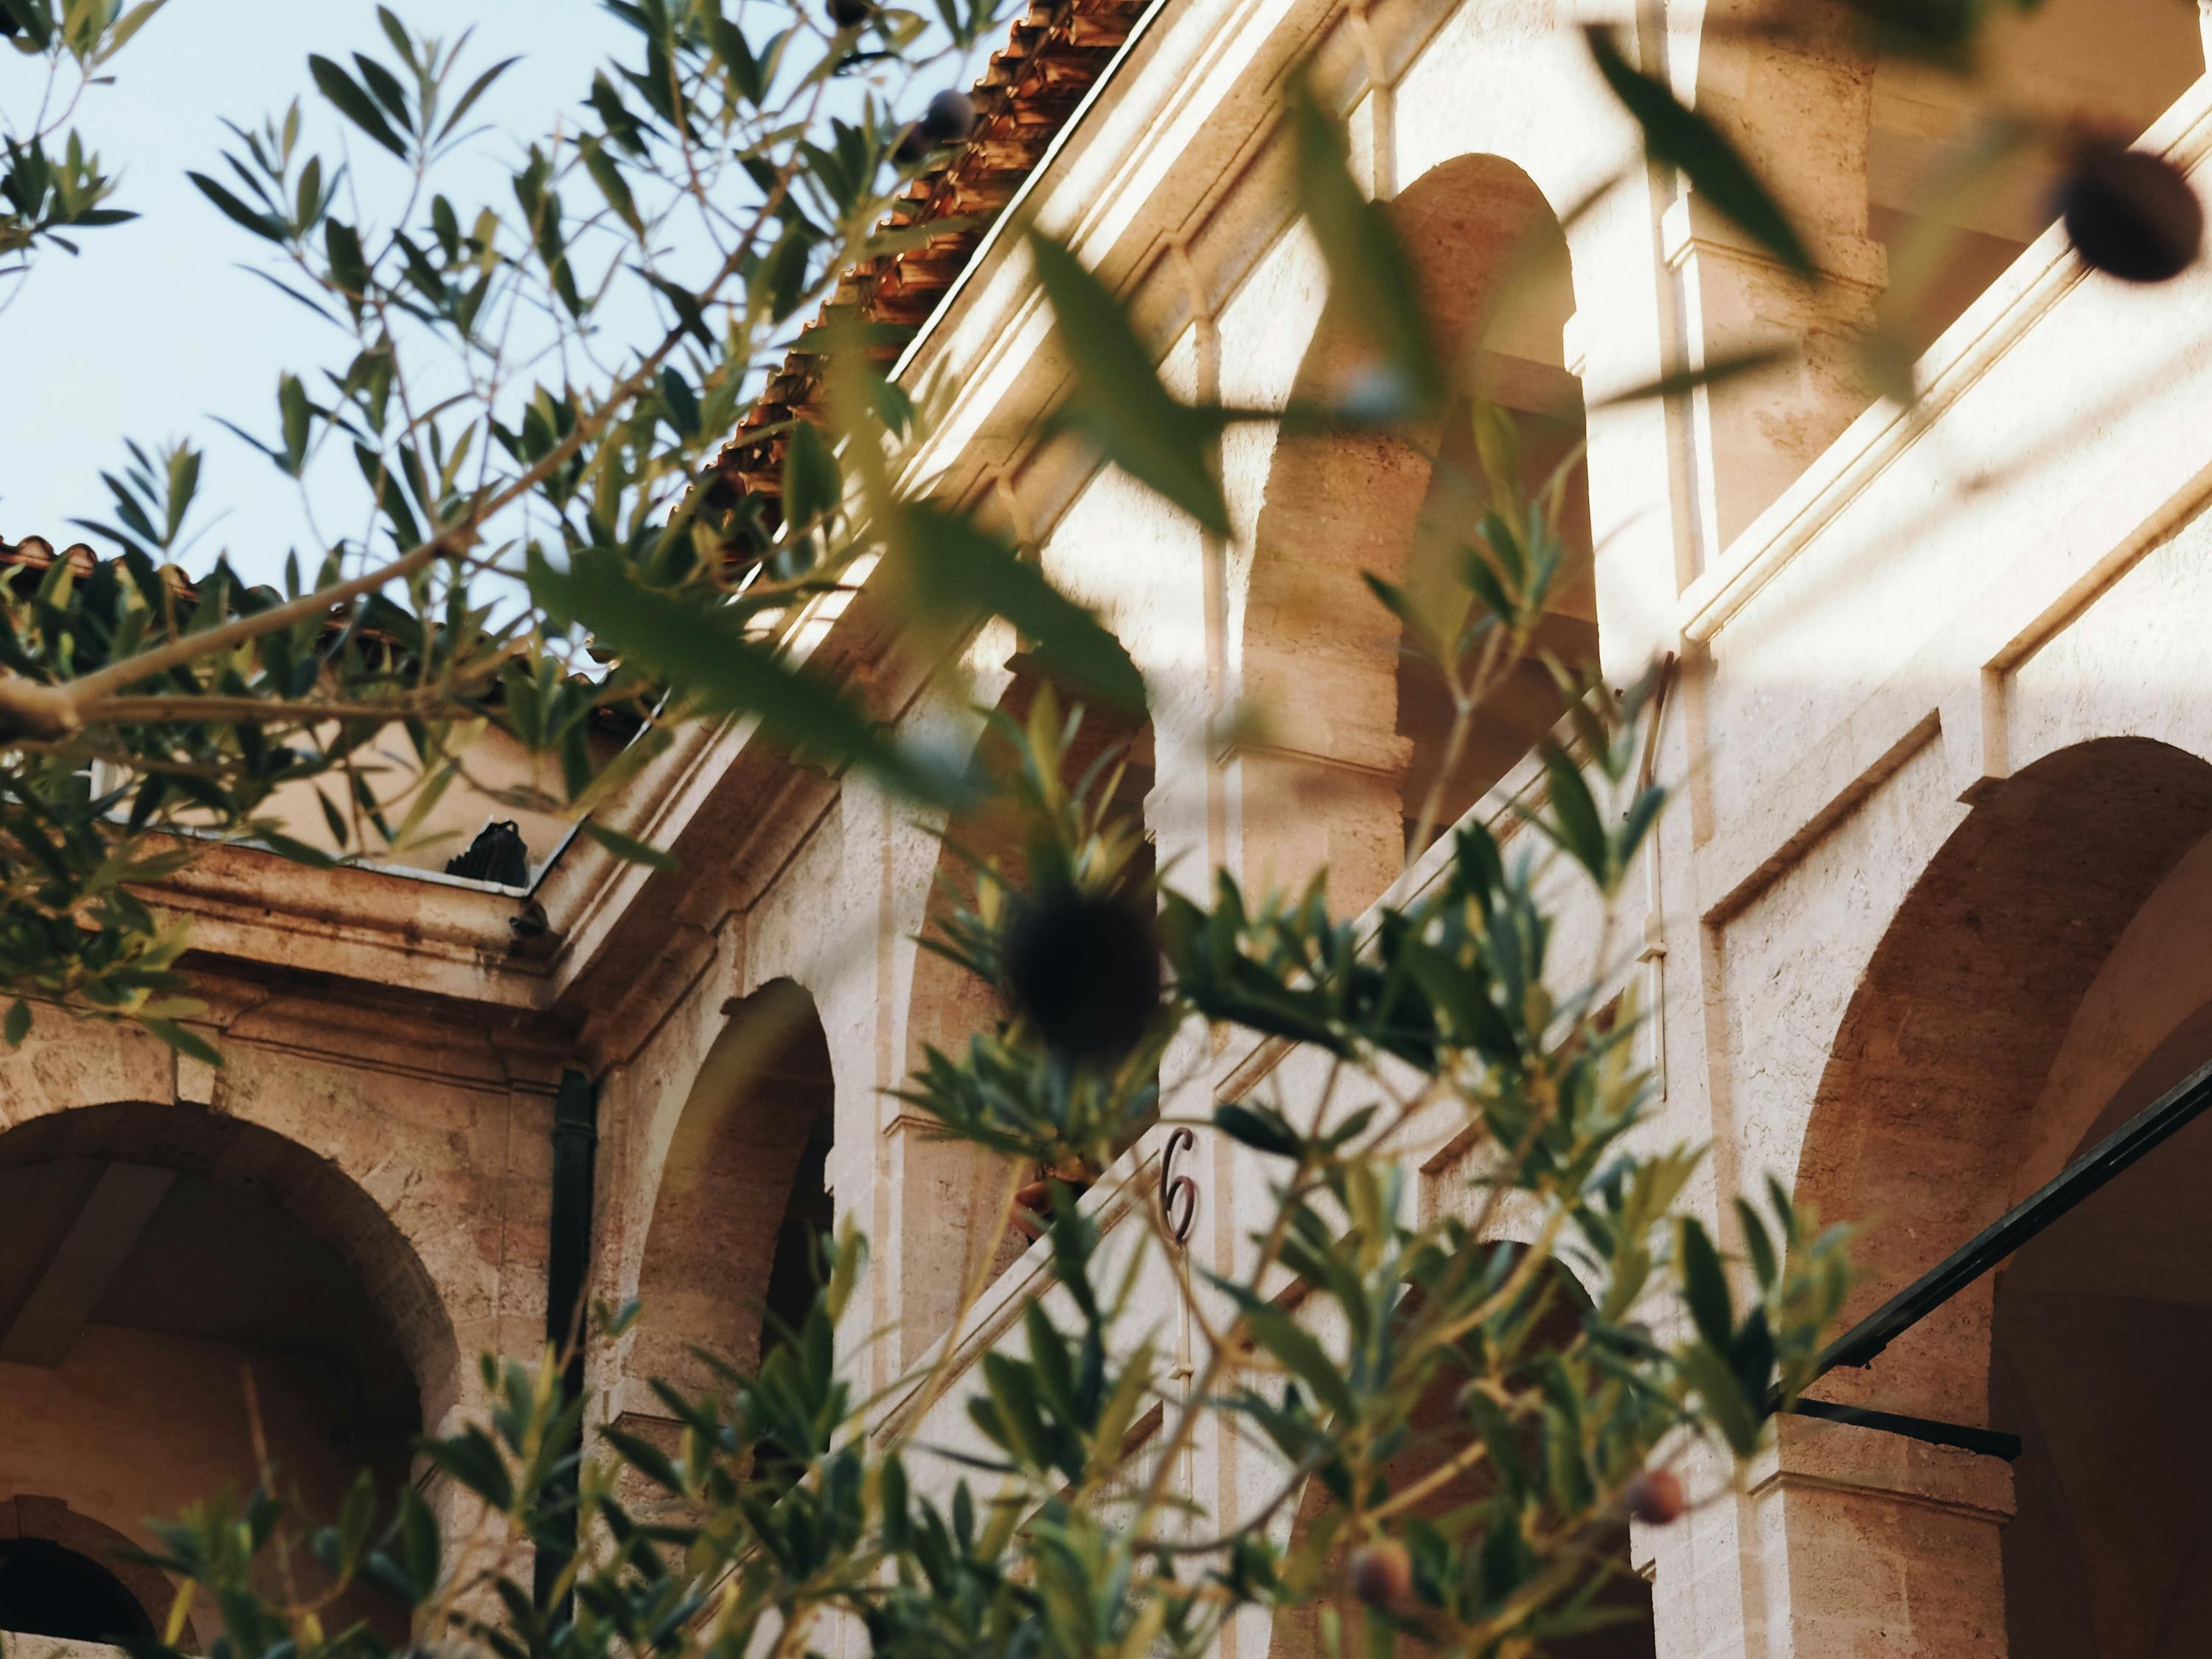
[
  {"xmin": 1026, "ymin": 231, "xmax": 1230, "ymax": 538},
  {"xmin": 1239, "ymin": 1297, "xmax": 1355, "ymax": 1419},
  {"xmin": 1732, "ymin": 1304, "xmax": 1778, "ymax": 1414},
  {"xmin": 781, "ymin": 418, "xmax": 841, "ymax": 525},
  {"xmin": 1584, "ymin": 28, "xmax": 1812, "ymax": 278},
  {"xmin": 142, "ymin": 1018, "xmax": 222, "ymax": 1068},
  {"xmin": 278, "ymin": 373, "xmax": 313, "ymax": 474},
  {"xmin": 1676, "ymin": 1217, "xmax": 1733, "ymax": 1353},
  {"xmin": 580, "ymin": 818, "xmax": 677, "ymax": 872},
  {"xmin": 1362, "ymin": 573, "xmax": 1441, "ymax": 661},
  {"xmin": 334, "ymin": 1469, "xmax": 376, "ymax": 1582},
  {"xmin": 93, "ymin": 0, "xmax": 169, "ymax": 65},
  {"xmin": 602, "ymin": 1425, "xmax": 686, "ymax": 1494},
  {"xmin": 529, "ymin": 548, "xmax": 958, "ymax": 804},
  {"xmin": 1678, "ymin": 1340, "xmax": 1761, "ymax": 1456},
  {"xmin": 437, "ymin": 55, "xmax": 520, "ymax": 144},
  {"xmin": 3, "ymin": 1000, "xmax": 29, "ymax": 1046},
  {"xmin": 309, "ymin": 55, "xmax": 409, "ymax": 159},
  {"xmin": 1214, "ymin": 1102, "xmax": 1301, "ymax": 1160},
  {"xmin": 394, "ymin": 1483, "xmax": 440, "ymax": 1600},
  {"xmin": 250, "ymin": 827, "xmax": 341, "ymax": 872},
  {"xmin": 188, "ymin": 172, "xmax": 285, "ymax": 243},
  {"xmin": 0, "ymin": 0, "xmax": 50, "ymax": 47},
  {"xmin": 420, "ymin": 1426, "xmax": 514, "ymax": 1509},
  {"xmin": 352, "ymin": 51, "xmax": 411, "ymax": 125},
  {"xmin": 580, "ymin": 136, "xmax": 642, "ymax": 237},
  {"xmin": 1734, "ymin": 1197, "xmax": 1778, "ymax": 1290},
  {"xmin": 1530, "ymin": 742, "xmax": 1611, "ymax": 886},
  {"xmin": 1285, "ymin": 82, "xmax": 1441, "ymax": 411},
  {"xmin": 1587, "ymin": 344, "xmax": 1797, "ymax": 410},
  {"xmin": 324, "ymin": 219, "xmax": 371, "ymax": 316},
  {"xmin": 658, "ymin": 366, "xmax": 701, "ymax": 440},
  {"xmin": 892, "ymin": 503, "xmax": 1147, "ymax": 712}
]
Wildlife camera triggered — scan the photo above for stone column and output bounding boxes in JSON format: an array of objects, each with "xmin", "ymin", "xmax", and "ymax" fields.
[
  {"xmin": 1749, "ymin": 1414, "xmax": 2014, "ymax": 1658},
  {"xmin": 1225, "ymin": 737, "xmax": 1413, "ymax": 919},
  {"xmin": 1660, "ymin": 1, "xmax": 1889, "ymax": 566},
  {"xmin": 880, "ymin": 1104, "xmax": 1020, "ymax": 1365},
  {"xmin": 1664, "ymin": 192, "xmax": 1886, "ymax": 563}
]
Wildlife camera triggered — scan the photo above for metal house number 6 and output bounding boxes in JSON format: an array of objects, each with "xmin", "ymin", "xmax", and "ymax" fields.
[{"xmin": 1160, "ymin": 1126, "xmax": 1197, "ymax": 1245}]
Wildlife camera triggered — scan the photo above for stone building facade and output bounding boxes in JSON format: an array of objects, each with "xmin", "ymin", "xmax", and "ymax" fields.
[{"xmin": 7, "ymin": 0, "xmax": 2212, "ymax": 1653}]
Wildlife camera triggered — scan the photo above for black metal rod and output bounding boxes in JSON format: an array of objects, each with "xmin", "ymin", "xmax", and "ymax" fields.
[
  {"xmin": 1807, "ymin": 1054, "xmax": 2212, "ymax": 1380},
  {"xmin": 1784, "ymin": 1398, "xmax": 2022, "ymax": 1461},
  {"xmin": 535, "ymin": 1067, "xmax": 598, "ymax": 1615}
]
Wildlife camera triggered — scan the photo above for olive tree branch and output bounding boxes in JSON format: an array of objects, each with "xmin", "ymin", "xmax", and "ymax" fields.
[{"xmin": 0, "ymin": 113, "xmax": 848, "ymax": 746}]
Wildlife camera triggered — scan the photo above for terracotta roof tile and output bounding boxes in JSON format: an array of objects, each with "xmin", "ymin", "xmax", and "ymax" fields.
[
  {"xmin": 8, "ymin": 0, "xmax": 1141, "ymax": 572},
  {"xmin": 711, "ymin": 0, "xmax": 1145, "ymax": 507}
]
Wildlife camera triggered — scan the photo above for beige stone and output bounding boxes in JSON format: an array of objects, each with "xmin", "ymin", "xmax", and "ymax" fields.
[{"xmin": 11, "ymin": 1, "xmax": 2212, "ymax": 1654}]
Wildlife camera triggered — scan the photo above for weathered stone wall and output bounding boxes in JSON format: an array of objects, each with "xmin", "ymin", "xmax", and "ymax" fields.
[
  {"xmin": 0, "ymin": 982, "xmax": 559, "ymax": 1628},
  {"xmin": 12, "ymin": 2, "xmax": 2212, "ymax": 1656}
]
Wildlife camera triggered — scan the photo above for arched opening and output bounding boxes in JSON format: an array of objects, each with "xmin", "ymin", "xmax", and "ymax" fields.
[
  {"xmin": 1265, "ymin": 1256, "xmax": 1653, "ymax": 1659},
  {"xmin": 0, "ymin": 1499, "xmax": 184, "ymax": 1646},
  {"xmin": 0, "ymin": 1103, "xmax": 451, "ymax": 1636},
  {"xmin": 628, "ymin": 978, "xmax": 835, "ymax": 1420},
  {"xmin": 1992, "ymin": 1018, "xmax": 2212, "ymax": 1659},
  {"xmin": 1242, "ymin": 154, "xmax": 1593, "ymax": 917},
  {"xmin": 1793, "ymin": 737, "xmax": 2212, "ymax": 1655},
  {"xmin": 0, "ymin": 1537, "xmax": 156, "ymax": 1644},
  {"xmin": 761, "ymin": 1110, "xmax": 836, "ymax": 1360},
  {"xmin": 897, "ymin": 653, "xmax": 1157, "ymax": 1362},
  {"xmin": 1869, "ymin": 0, "xmax": 2205, "ymax": 360}
]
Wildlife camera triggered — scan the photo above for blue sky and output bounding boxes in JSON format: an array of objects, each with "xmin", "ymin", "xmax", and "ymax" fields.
[{"xmin": 0, "ymin": 1, "xmax": 635, "ymax": 584}]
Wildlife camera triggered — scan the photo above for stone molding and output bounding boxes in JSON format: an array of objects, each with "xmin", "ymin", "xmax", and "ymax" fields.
[
  {"xmin": 1747, "ymin": 1414, "xmax": 2016, "ymax": 1526},
  {"xmin": 1680, "ymin": 74, "xmax": 2212, "ymax": 651},
  {"xmin": 0, "ymin": 1494, "xmax": 192, "ymax": 1647}
]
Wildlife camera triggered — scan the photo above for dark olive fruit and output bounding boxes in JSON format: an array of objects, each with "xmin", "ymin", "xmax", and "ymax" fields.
[
  {"xmin": 1012, "ymin": 1172, "xmax": 1091, "ymax": 1239},
  {"xmin": 826, "ymin": 0, "xmax": 874, "ymax": 27},
  {"xmin": 1329, "ymin": 360, "xmax": 1416, "ymax": 425},
  {"xmin": 922, "ymin": 88, "xmax": 978, "ymax": 145},
  {"xmin": 1002, "ymin": 889, "xmax": 1161, "ymax": 1061},
  {"xmin": 2057, "ymin": 142, "xmax": 2203, "ymax": 284},
  {"xmin": 1624, "ymin": 1467, "xmax": 1686, "ymax": 1526},
  {"xmin": 1349, "ymin": 1540, "xmax": 1413, "ymax": 1610},
  {"xmin": 1013, "ymin": 1178, "xmax": 1054, "ymax": 1236},
  {"xmin": 892, "ymin": 122, "xmax": 935, "ymax": 168}
]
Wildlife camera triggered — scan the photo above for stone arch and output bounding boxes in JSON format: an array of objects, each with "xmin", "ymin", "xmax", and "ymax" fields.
[
  {"xmin": 1778, "ymin": 734, "xmax": 2212, "ymax": 1658},
  {"xmin": 1792, "ymin": 737, "xmax": 2212, "ymax": 1422},
  {"xmin": 1982, "ymin": 815, "xmax": 2212, "ymax": 1658},
  {"xmin": 628, "ymin": 978, "xmax": 837, "ymax": 1402},
  {"xmin": 0, "ymin": 1100, "xmax": 448, "ymax": 1639},
  {"xmin": 0, "ymin": 1496, "xmax": 190, "ymax": 1646},
  {"xmin": 0, "ymin": 1099, "xmax": 458, "ymax": 1430},
  {"xmin": 1238, "ymin": 153, "xmax": 1594, "ymax": 917},
  {"xmin": 893, "ymin": 644, "xmax": 1158, "ymax": 1363}
]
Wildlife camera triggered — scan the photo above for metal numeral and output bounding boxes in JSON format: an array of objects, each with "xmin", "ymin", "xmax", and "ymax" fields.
[{"xmin": 1160, "ymin": 1125, "xmax": 1197, "ymax": 1244}]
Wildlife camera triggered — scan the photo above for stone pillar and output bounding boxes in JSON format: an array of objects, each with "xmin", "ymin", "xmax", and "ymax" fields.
[
  {"xmin": 1664, "ymin": 192, "xmax": 1886, "ymax": 562},
  {"xmin": 1226, "ymin": 737, "xmax": 1412, "ymax": 919},
  {"xmin": 1750, "ymin": 1414, "xmax": 2014, "ymax": 1658},
  {"xmin": 881, "ymin": 1107, "xmax": 1018, "ymax": 1366},
  {"xmin": 1660, "ymin": 1, "xmax": 1888, "ymax": 566}
]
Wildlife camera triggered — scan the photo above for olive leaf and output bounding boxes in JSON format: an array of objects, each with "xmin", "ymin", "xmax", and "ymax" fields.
[
  {"xmin": 529, "ymin": 546, "xmax": 958, "ymax": 803},
  {"xmin": 1584, "ymin": 27, "xmax": 1813, "ymax": 279},
  {"xmin": 887, "ymin": 501, "xmax": 1147, "ymax": 712},
  {"xmin": 1027, "ymin": 229, "xmax": 1231, "ymax": 538},
  {"xmin": 1286, "ymin": 79, "xmax": 1442, "ymax": 414}
]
